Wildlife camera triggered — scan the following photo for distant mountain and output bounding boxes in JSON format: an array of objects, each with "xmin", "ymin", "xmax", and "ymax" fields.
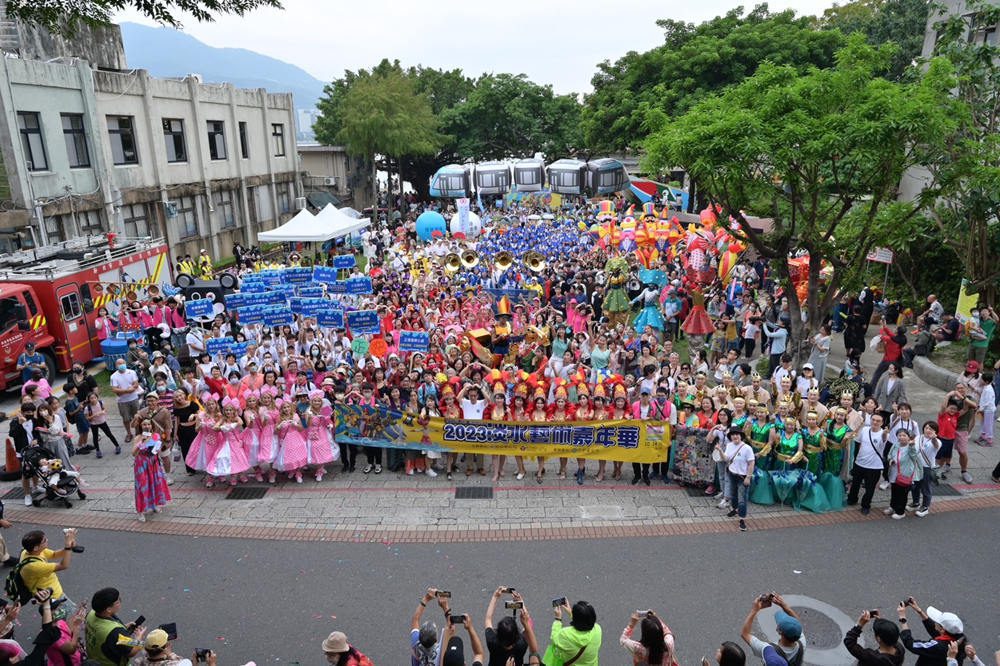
[{"xmin": 120, "ymin": 22, "xmax": 325, "ymax": 130}]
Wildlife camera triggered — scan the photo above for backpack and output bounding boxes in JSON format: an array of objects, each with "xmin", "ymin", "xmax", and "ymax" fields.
[
  {"xmin": 768, "ymin": 642, "xmax": 805, "ymax": 666},
  {"xmin": 4, "ymin": 556, "xmax": 41, "ymax": 604}
]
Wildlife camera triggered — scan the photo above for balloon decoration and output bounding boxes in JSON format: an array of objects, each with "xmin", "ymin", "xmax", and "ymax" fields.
[
  {"xmin": 415, "ymin": 210, "xmax": 447, "ymax": 242},
  {"xmin": 449, "ymin": 211, "xmax": 482, "ymax": 238}
]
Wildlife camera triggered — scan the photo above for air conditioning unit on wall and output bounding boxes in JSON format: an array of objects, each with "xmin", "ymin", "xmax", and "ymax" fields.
[
  {"xmin": 323, "ymin": 177, "xmax": 336, "ymax": 186},
  {"xmin": 294, "ymin": 197, "xmax": 307, "ymax": 210}
]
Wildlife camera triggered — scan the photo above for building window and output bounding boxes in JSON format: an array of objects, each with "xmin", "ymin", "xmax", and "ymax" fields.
[
  {"xmin": 271, "ymin": 123, "xmax": 286, "ymax": 157},
  {"xmin": 60, "ymin": 292, "xmax": 82, "ymax": 320},
  {"xmin": 207, "ymin": 120, "xmax": 227, "ymax": 160},
  {"xmin": 77, "ymin": 210, "xmax": 104, "ymax": 235},
  {"xmin": 162, "ymin": 118, "xmax": 187, "ymax": 163},
  {"xmin": 177, "ymin": 196, "xmax": 199, "ymax": 238},
  {"xmin": 17, "ymin": 112, "xmax": 48, "ymax": 171},
  {"xmin": 61, "ymin": 114, "xmax": 90, "ymax": 168},
  {"xmin": 238, "ymin": 121, "xmax": 249, "ymax": 159},
  {"xmin": 247, "ymin": 186, "xmax": 259, "ymax": 227},
  {"xmin": 107, "ymin": 115, "xmax": 139, "ymax": 165},
  {"xmin": 277, "ymin": 183, "xmax": 291, "ymax": 214},
  {"xmin": 42, "ymin": 215, "xmax": 65, "ymax": 244},
  {"xmin": 213, "ymin": 189, "xmax": 236, "ymax": 228},
  {"xmin": 121, "ymin": 203, "xmax": 150, "ymax": 238}
]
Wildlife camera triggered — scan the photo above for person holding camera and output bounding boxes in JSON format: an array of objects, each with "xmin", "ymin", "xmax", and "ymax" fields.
[
  {"xmin": 740, "ymin": 593, "xmax": 804, "ymax": 666},
  {"xmin": 946, "ymin": 641, "xmax": 989, "ymax": 666},
  {"xmin": 441, "ymin": 612, "xmax": 485, "ymax": 666},
  {"xmin": 84, "ymin": 587, "xmax": 146, "ymax": 666},
  {"xmin": 484, "ymin": 587, "xmax": 541, "ymax": 666},
  {"xmin": 620, "ymin": 609, "xmax": 676, "ymax": 666},
  {"xmin": 18, "ymin": 530, "xmax": 78, "ymax": 620},
  {"xmin": 843, "ymin": 610, "xmax": 904, "ymax": 666},
  {"xmin": 546, "ymin": 600, "xmax": 601, "ymax": 666},
  {"xmin": 130, "ymin": 628, "xmax": 214, "ymax": 666},
  {"xmin": 411, "ymin": 588, "xmax": 448, "ymax": 666},
  {"xmin": 898, "ymin": 597, "xmax": 966, "ymax": 666}
]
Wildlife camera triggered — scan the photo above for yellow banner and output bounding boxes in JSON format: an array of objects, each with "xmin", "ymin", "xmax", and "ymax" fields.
[
  {"xmin": 955, "ymin": 278, "xmax": 978, "ymax": 323},
  {"xmin": 334, "ymin": 405, "xmax": 670, "ymax": 463}
]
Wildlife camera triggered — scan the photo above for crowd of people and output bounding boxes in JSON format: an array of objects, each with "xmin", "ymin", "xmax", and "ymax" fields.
[{"xmin": 7, "ymin": 202, "xmax": 1000, "ymax": 528}]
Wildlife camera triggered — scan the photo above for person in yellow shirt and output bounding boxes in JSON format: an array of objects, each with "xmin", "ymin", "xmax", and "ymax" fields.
[{"xmin": 19, "ymin": 529, "xmax": 77, "ymax": 619}]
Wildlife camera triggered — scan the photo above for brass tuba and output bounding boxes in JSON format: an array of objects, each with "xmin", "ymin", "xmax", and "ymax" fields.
[
  {"xmin": 523, "ymin": 251, "xmax": 546, "ymax": 272},
  {"xmin": 495, "ymin": 251, "xmax": 514, "ymax": 271},
  {"xmin": 443, "ymin": 253, "xmax": 462, "ymax": 273},
  {"xmin": 460, "ymin": 250, "xmax": 479, "ymax": 269}
]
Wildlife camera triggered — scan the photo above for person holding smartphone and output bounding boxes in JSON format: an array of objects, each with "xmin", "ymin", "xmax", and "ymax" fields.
[
  {"xmin": 411, "ymin": 588, "xmax": 448, "ymax": 666},
  {"xmin": 84, "ymin": 587, "xmax": 146, "ymax": 666},
  {"xmin": 546, "ymin": 600, "xmax": 602, "ymax": 666},
  {"xmin": 441, "ymin": 613, "xmax": 485, "ymax": 666},
  {"xmin": 484, "ymin": 587, "xmax": 534, "ymax": 666}
]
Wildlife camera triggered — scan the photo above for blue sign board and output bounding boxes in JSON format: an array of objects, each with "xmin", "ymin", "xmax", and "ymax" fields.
[
  {"xmin": 206, "ymin": 336, "xmax": 234, "ymax": 355},
  {"xmin": 262, "ymin": 307, "xmax": 294, "ymax": 327},
  {"xmin": 332, "ymin": 255, "xmax": 356, "ymax": 269},
  {"xmin": 185, "ymin": 298, "xmax": 214, "ymax": 318},
  {"xmin": 399, "ymin": 330, "xmax": 430, "ymax": 353},
  {"xmin": 328, "ymin": 281, "xmax": 347, "ymax": 294},
  {"xmin": 346, "ymin": 310, "xmax": 380, "ymax": 335},
  {"xmin": 243, "ymin": 291, "xmax": 286, "ymax": 307},
  {"xmin": 224, "ymin": 293, "xmax": 247, "ymax": 309},
  {"xmin": 282, "ymin": 267, "xmax": 314, "ymax": 284},
  {"xmin": 312, "ymin": 266, "xmax": 339, "ymax": 284},
  {"xmin": 345, "ymin": 276, "xmax": 373, "ymax": 295},
  {"xmin": 317, "ymin": 309, "xmax": 345, "ymax": 328},
  {"xmin": 230, "ymin": 342, "xmax": 249, "ymax": 358},
  {"xmin": 240, "ymin": 281, "xmax": 266, "ymax": 293},
  {"xmin": 296, "ymin": 285, "xmax": 325, "ymax": 298},
  {"xmin": 236, "ymin": 304, "xmax": 265, "ymax": 324},
  {"xmin": 257, "ymin": 269, "xmax": 283, "ymax": 285}
]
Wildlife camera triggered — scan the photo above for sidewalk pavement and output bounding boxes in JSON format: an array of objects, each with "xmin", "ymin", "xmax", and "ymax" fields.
[{"xmin": 1, "ymin": 326, "xmax": 997, "ymax": 543}]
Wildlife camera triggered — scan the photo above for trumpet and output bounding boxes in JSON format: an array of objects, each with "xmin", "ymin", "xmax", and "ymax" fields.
[
  {"xmin": 460, "ymin": 250, "xmax": 479, "ymax": 269},
  {"xmin": 495, "ymin": 251, "xmax": 514, "ymax": 271},
  {"xmin": 443, "ymin": 253, "xmax": 462, "ymax": 273},
  {"xmin": 523, "ymin": 251, "xmax": 546, "ymax": 272}
]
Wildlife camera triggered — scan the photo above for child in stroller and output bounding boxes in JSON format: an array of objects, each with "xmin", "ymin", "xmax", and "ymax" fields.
[{"xmin": 20, "ymin": 446, "xmax": 86, "ymax": 508}]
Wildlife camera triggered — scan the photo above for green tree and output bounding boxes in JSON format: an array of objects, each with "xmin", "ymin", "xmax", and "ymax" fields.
[
  {"xmin": 582, "ymin": 5, "xmax": 844, "ymax": 153},
  {"xmin": 643, "ymin": 36, "xmax": 963, "ymax": 363},
  {"xmin": 327, "ymin": 68, "xmax": 444, "ymax": 211},
  {"xmin": 817, "ymin": 0, "xmax": 930, "ymax": 79},
  {"xmin": 921, "ymin": 0, "xmax": 1000, "ymax": 306},
  {"xmin": 7, "ymin": 0, "xmax": 281, "ymax": 34}
]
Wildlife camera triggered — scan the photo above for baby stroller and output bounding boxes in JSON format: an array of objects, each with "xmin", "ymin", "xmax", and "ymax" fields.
[{"xmin": 21, "ymin": 446, "xmax": 85, "ymax": 508}]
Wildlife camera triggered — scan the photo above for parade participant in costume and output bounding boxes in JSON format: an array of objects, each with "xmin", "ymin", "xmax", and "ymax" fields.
[
  {"xmin": 256, "ymin": 388, "xmax": 279, "ymax": 483},
  {"xmin": 440, "ymin": 385, "xmax": 463, "ymax": 481},
  {"xmin": 185, "ymin": 396, "xmax": 221, "ymax": 486},
  {"xmin": 241, "ymin": 391, "xmax": 263, "ymax": 479},
  {"xmin": 741, "ymin": 373, "xmax": 771, "ymax": 407},
  {"xmin": 273, "ymin": 400, "xmax": 308, "ymax": 482},
  {"xmin": 769, "ymin": 417, "xmax": 805, "ymax": 503},
  {"xmin": 549, "ymin": 383, "xmax": 574, "ymax": 480},
  {"xmin": 573, "ymin": 382, "xmax": 594, "ymax": 485},
  {"xmin": 802, "ymin": 411, "xmax": 827, "ymax": 475},
  {"xmin": 820, "ymin": 407, "xmax": 852, "ymax": 509},
  {"xmin": 132, "ymin": 418, "xmax": 171, "ymax": 522},
  {"xmin": 530, "ymin": 387, "xmax": 550, "ymax": 483},
  {"xmin": 731, "ymin": 397, "xmax": 750, "ymax": 429},
  {"xmin": 509, "ymin": 383, "xmax": 530, "ymax": 480},
  {"xmin": 210, "ymin": 398, "xmax": 251, "ymax": 486},
  {"xmin": 491, "ymin": 297, "xmax": 514, "ymax": 358},
  {"xmin": 603, "ymin": 258, "xmax": 631, "ymax": 329},
  {"xmin": 591, "ymin": 384, "xmax": 610, "ymax": 482},
  {"xmin": 610, "ymin": 384, "xmax": 630, "ymax": 481},
  {"xmin": 305, "ymin": 390, "xmax": 339, "ymax": 482},
  {"xmin": 681, "ymin": 290, "xmax": 714, "ymax": 354},
  {"xmin": 485, "ymin": 382, "xmax": 512, "ymax": 482},
  {"xmin": 631, "ymin": 270, "xmax": 666, "ymax": 335}
]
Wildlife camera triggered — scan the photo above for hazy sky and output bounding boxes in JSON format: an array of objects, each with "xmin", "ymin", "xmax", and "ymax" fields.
[{"xmin": 117, "ymin": 0, "xmax": 840, "ymax": 94}]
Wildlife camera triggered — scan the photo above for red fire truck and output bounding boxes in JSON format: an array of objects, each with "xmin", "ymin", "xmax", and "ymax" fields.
[{"xmin": 0, "ymin": 235, "xmax": 171, "ymax": 390}]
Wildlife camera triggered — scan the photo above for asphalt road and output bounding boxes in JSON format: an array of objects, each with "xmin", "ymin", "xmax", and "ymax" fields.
[{"xmin": 5, "ymin": 507, "xmax": 998, "ymax": 665}]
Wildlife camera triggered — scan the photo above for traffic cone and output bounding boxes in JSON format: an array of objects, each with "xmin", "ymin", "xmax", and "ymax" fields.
[{"xmin": 1, "ymin": 438, "xmax": 21, "ymax": 481}]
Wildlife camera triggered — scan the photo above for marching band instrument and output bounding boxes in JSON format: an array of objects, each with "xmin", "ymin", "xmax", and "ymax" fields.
[
  {"xmin": 523, "ymin": 251, "xmax": 546, "ymax": 272},
  {"xmin": 443, "ymin": 253, "xmax": 462, "ymax": 273},
  {"xmin": 495, "ymin": 251, "xmax": 514, "ymax": 271},
  {"xmin": 460, "ymin": 250, "xmax": 479, "ymax": 269}
]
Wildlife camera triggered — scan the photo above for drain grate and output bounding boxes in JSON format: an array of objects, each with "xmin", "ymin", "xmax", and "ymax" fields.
[
  {"xmin": 225, "ymin": 486, "xmax": 268, "ymax": 500},
  {"xmin": 2, "ymin": 488, "xmax": 25, "ymax": 500},
  {"xmin": 933, "ymin": 483, "xmax": 961, "ymax": 497},
  {"xmin": 455, "ymin": 486, "xmax": 494, "ymax": 500}
]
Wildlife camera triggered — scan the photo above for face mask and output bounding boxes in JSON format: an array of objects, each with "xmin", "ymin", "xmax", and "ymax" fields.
[
  {"xmin": 229, "ymin": 379, "xmax": 239, "ymax": 385},
  {"xmin": 117, "ymin": 365, "xmax": 126, "ymax": 373},
  {"xmin": 156, "ymin": 385, "xmax": 166, "ymax": 393}
]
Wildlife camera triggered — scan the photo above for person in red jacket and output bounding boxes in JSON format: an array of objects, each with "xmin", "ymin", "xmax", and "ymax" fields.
[{"xmin": 871, "ymin": 321, "xmax": 907, "ymax": 388}]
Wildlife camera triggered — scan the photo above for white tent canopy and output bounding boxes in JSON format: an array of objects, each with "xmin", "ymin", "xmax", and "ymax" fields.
[{"xmin": 257, "ymin": 204, "xmax": 370, "ymax": 242}]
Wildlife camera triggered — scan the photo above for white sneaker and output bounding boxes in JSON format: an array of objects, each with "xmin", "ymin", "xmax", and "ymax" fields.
[
  {"xmin": 425, "ymin": 468, "xmax": 438, "ymax": 477},
  {"xmin": 891, "ymin": 512, "xmax": 905, "ymax": 520},
  {"xmin": 718, "ymin": 498, "xmax": 730, "ymax": 509},
  {"xmin": 878, "ymin": 480, "xmax": 890, "ymax": 491},
  {"xmin": 165, "ymin": 475, "xmax": 174, "ymax": 486},
  {"xmin": 906, "ymin": 502, "xmax": 919, "ymax": 511},
  {"xmin": 137, "ymin": 513, "xmax": 146, "ymax": 522},
  {"xmin": 406, "ymin": 468, "xmax": 414, "ymax": 476},
  {"xmin": 961, "ymin": 471, "xmax": 973, "ymax": 483},
  {"xmin": 915, "ymin": 508, "xmax": 929, "ymax": 517},
  {"xmin": 882, "ymin": 507, "xmax": 894, "ymax": 515},
  {"xmin": 23, "ymin": 495, "xmax": 32, "ymax": 507}
]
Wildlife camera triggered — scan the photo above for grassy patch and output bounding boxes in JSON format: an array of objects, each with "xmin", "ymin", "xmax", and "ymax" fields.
[{"xmin": 929, "ymin": 339, "xmax": 970, "ymax": 374}]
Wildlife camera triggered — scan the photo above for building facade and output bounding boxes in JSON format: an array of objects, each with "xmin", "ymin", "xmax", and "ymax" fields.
[
  {"xmin": 297, "ymin": 142, "xmax": 374, "ymax": 211},
  {"xmin": 0, "ymin": 19, "xmax": 300, "ymax": 261}
]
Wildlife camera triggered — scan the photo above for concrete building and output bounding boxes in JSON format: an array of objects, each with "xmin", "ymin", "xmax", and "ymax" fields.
[
  {"xmin": 297, "ymin": 142, "xmax": 374, "ymax": 211},
  {"xmin": 0, "ymin": 17, "xmax": 300, "ymax": 260}
]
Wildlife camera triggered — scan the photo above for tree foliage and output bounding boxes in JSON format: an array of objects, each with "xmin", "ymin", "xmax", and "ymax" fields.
[
  {"xmin": 817, "ymin": 0, "xmax": 929, "ymax": 79},
  {"xmin": 643, "ymin": 36, "xmax": 963, "ymax": 362},
  {"xmin": 581, "ymin": 5, "xmax": 845, "ymax": 153},
  {"xmin": 7, "ymin": 0, "xmax": 281, "ymax": 34},
  {"xmin": 921, "ymin": 0, "xmax": 1000, "ymax": 305}
]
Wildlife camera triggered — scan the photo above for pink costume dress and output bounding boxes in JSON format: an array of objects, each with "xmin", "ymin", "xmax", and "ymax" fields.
[
  {"xmin": 304, "ymin": 409, "xmax": 339, "ymax": 465},
  {"xmin": 242, "ymin": 408, "xmax": 264, "ymax": 467},
  {"xmin": 205, "ymin": 421, "xmax": 251, "ymax": 477},
  {"xmin": 256, "ymin": 407, "xmax": 278, "ymax": 465},
  {"xmin": 273, "ymin": 417, "xmax": 308, "ymax": 472},
  {"xmin": 185, "ymin": 414, "xmax": 220, "ymax": 472}
]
